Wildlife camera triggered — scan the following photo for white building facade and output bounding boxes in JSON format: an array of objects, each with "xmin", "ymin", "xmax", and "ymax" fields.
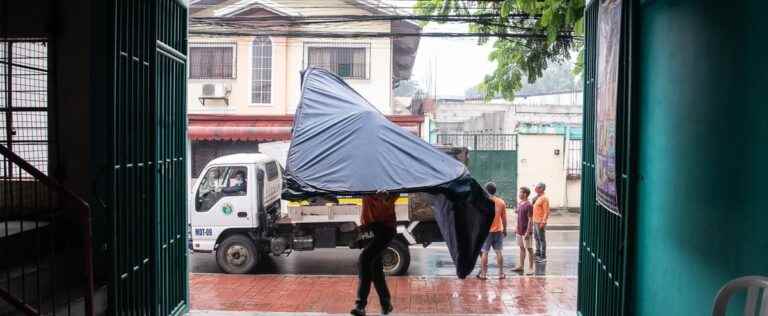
[{"xmin": 186, "ymin": 0, "xmax": 421, "ymax": 177}]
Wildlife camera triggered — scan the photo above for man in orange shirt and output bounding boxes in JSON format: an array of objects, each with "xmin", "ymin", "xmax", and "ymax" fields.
[
  {"xmin": 351, "ymin": 192, "xmax": 398, "ymax": 316},
  {"xmin": 532, "ymin": 182, "xmax": 550, "ymax": 262},
  {"xmin": 477, "ymin": 182, "xmax": 507, "ymax": 280}
]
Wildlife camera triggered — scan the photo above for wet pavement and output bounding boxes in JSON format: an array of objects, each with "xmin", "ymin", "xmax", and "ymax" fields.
[
  {"xmin": 189, "ymin": 274, "xmax": 577, "ymax": 315},
  {"xmin": 188, "ymin": 230, "xmax": 579, "ymax": 315},
  {"xmin": 190, "ymin": 230, "xmax": 579, "ymax": 277}
]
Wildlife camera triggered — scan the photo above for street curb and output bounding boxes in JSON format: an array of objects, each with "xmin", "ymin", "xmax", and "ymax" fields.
[{"xmin": 547, "ymin": 225, "xmax": 580, "ymax": 231}]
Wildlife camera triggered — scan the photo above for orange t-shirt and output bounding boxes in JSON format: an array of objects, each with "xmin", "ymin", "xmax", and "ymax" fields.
[
  {"xmin": 532, "ymin": 194, "xmax": 550, "ymax": 223},
  {"xmin": 488, "ymin": 196, "xmax": 507, "ymax": 232},
  {"xmin": 361, "ymin": 194, "xmax": 398, "ymax": 228}
]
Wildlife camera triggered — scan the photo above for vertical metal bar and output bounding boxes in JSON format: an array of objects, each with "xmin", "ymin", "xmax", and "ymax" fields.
[
  {"xmin": 49, "ymin": 190, "xmax": 56, "ymax": 316},
  {"xmin": 151, "ymin": 2, "xmax": 160, "ymax": 313},
  {"xmin": 5, "ymin": 41, "xmax": 12, "ymax": 152},
  {"xmin": 142, "ymin": 1, "xmax": 150, "ymax": 314}
]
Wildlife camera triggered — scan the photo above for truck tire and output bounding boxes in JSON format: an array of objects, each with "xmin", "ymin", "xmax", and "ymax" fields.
[
  {"xmin": 382, "ymin": 238, "xmax": 410, "ymax": 276},
  {"xmin": 216, "ymin": 234, "xmax": 259, "ymax": 274}
]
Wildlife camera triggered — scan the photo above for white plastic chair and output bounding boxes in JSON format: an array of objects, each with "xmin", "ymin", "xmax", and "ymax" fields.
[{"xmin": 713, "ymin": 276, "xmax": 768, "ymax": 316}]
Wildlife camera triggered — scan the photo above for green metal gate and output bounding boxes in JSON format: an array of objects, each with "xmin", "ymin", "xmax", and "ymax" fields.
[
  {"xmin": 468, "ymin": 151, "xmax": 517, "ymax": 205},
  {"xmin": 110, "ymin": 0, "xmax": 188, "ymax": 315},
  {"xmin": 436, "ymin": 134, "xmax": 518, "ymax": 204},
  {"xmin": 577, "ymin": 0, "xmax": 633, "ymax": 315}
]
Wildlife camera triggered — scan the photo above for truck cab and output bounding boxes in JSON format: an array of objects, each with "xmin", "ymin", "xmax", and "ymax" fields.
[
  {"xmin": 189, "ymin": 154, "xmax": 282, "ymax": 272},
  {"xmin": 189, "ymin": 153, "xmax": 446, "ymax": 275}
]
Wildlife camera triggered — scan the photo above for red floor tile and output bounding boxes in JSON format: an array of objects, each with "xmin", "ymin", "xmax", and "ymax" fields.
[{"xmin": 190, "ymin": 273, "xmax": 577, "ymax": 315}]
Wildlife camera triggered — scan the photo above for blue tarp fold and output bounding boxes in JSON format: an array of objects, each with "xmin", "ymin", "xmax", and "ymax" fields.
[{"xmin": 282, "ymin": 67, "xmax": 493, "ymax": 278}]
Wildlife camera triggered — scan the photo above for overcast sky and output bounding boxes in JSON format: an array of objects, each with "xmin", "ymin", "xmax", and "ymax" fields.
[
  {"xmin": 382, "ymin": 0, "xmax": 497, "ymax": 97},
  {"xmin": 410, "ymin": 22, "xmax": 496, "ymax": 97}
]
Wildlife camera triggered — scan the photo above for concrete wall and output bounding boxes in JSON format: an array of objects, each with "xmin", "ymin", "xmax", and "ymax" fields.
[
  {"xmin": 187, "ymin": 36, "xmax": 289, "ymax": 115},
  {"xmin": 285, "ymin": 36, "xmax": 392, "ymax": 114},
  {"xmin": 188, "ymin": 22, "xmax": 393, "ymax": 115},
  {"xmin": 631, "ymin": 1, "xmax": 768, "ymax": 314},
  {"xmin": 459, "ymin": 104, "xmax": 582, "ymax": 133},
  {"xmin": 514, "ymin": 91, "xmax": 583, "ymax": 106},
  {"xmin": 517, "ymin": 134, "xmax": 568, "ymax": 208},
  {"xmin": 565, "ymin": 178, "xmax": 580, "ymax": 209}
]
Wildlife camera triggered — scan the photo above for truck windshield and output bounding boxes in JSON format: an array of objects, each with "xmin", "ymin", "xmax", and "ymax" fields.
[
  {"xmin": 196, "ymin": 166, "xmax": 226, "ymax": 211},
  {"xmin": 196, "ymin": 166, "xmax": 248, "ymax": 212}
]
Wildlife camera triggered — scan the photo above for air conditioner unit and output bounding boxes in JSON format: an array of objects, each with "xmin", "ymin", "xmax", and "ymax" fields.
[{"xmin": 199, "ymin": 83, "xmax": 232, "ymax": 106}]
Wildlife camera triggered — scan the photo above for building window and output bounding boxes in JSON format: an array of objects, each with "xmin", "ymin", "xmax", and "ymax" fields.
[
  {"xmin": 0, "ymin": 40, "xmax": 50, "ymax": 176},
  {"xmin": 306, "ymin": 46, "xmax": 367, "ymax": 80},
  {"xmin": 567, "ymin": 139, "xmax": 582, "ymax": 178},
  {"xmin": 251, "ymin": 37, "xmax": 271, "ymax": 104},
  {"xmin": 189, "ymin": 43, "xmax": 236, "ymax": 79}
]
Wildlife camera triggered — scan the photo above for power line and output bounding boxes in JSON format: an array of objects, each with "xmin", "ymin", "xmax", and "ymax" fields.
[
  {"xmin": 190, "ymin": 30, "xmax": 576, "ymax": 40},
  {"xmin": 190, "ymin": 15, "xmax": 579, "ymax": 40},
  {"xmin": 190, "ymin": 13, "xmax": 535, "ymax": 22}
]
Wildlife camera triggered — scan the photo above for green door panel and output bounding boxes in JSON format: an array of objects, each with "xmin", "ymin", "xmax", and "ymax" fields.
[{"xmin": 468, "ymin": 150, "xmax": 517, "ymax": 206}]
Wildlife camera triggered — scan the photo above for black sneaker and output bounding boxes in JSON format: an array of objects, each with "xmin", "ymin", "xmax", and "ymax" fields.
[
  {"xmin": 381, "ymin": 303, "xmax": 394, "ymax": 315},
  {"xmin": 350, "ymin": 306, "xmax": 366, "ymax": 316}
]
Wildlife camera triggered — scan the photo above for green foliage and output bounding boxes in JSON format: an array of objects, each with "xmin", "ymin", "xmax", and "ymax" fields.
[{"xmin": 416, "ymin": 0, "xmax": 585, "ymax": 101}]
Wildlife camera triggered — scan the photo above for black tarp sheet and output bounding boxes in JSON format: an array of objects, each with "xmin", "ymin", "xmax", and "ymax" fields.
[{"xmin": 282, "ymin": 67, "xmax": 494, "ymax": 278}]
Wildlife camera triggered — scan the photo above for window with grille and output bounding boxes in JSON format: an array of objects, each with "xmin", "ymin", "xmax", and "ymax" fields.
[
  {"xmin": 251, "ymin": 37, "xmax": 271, "ymax": 104},
  {"xmin": 568, "ymin": 139, "xmax": 583, "ymax": 177},
  {"xmin": 189, "ymin": 43, "xmax": 236, "ymax": 79},
  {"xmin": 306, "ymin": 45, "xmax": 368, "ymax": 80},
  {"xmin": 0, "ymin": 40, "xmax": 50, "ymax": 176}
]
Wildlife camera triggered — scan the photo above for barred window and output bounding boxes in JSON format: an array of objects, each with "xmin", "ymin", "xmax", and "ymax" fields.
[
  {"xmin": 189, "ymin": 44, "xmax": 235, "ymax": 79},
  {"xmin": 251, "ymin": 37, "xmax": 272, "ymax": 104},
  {"xmin": 0, "ymin": 40, "xmax": 50, "ymax": 176},
  {"xmin": 307, "ymin": 46, "xmax": 367, "ymax": 80},
  {"xmin": 568, "ymin": 139, "xmax": 583, "ymax": 177}
]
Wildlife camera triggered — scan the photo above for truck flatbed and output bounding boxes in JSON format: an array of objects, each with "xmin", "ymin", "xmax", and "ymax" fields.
[{"xmin": 279, "ymin": 197, "xmax": 410, "ymax": 224}]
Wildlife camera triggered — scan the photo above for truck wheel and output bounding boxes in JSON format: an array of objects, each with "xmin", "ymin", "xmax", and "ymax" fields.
[
  {"xmin": 216, "ymin": 234, "xmax": 258, "ymax": 274},
  {"xmin": 382, "ymin": 238, "xmax": 410, "ymax": 276}
]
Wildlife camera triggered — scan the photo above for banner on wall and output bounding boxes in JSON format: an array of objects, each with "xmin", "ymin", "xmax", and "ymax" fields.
[{"xmin": 595, "ymin": 0, "xmax": 622, "ymax": 214}]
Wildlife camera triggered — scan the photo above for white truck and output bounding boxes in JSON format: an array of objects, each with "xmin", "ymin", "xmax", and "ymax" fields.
[{"xmin": 189, "ymin": 153, "xmax": 450, "ymax": 275}]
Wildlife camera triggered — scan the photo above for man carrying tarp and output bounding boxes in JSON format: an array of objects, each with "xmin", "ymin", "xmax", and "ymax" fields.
[
  {"xmin": 282, "ymin": 67, "xmax": 495, "ymax": 313},
  {"xmin": 351, "ymin": 192, "xmax": 398, "ymax": 316}
]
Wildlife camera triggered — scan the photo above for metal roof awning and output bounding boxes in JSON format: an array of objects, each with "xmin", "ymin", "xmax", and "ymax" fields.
[{"xmin": 188, "ymin": 113, "xmax": 424, "ymax": 141}]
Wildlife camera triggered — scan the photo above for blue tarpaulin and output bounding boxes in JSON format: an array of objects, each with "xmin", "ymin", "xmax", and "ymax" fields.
[{"xmin": 282, "ymin": 68, "xmax": 494, "ymax": 278}]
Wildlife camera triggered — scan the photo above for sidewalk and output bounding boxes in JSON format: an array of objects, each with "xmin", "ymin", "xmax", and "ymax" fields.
[{"xmin": 189, "ymin": 274, "xmax": 577, "ymax": 315}]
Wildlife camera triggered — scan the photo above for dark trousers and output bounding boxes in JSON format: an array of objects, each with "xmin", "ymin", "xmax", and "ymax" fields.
[
  {"xmin": 533, "ymin": 223, "xmax": 546, "ymax": 257},
  {"xmin": 356, "ymin": 223, "xmax": 395, "ymax": 308}
]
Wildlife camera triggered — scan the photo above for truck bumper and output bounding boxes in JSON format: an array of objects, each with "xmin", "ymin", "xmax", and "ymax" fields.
[{"xmin": 191, "ymin": 240, "xmax": 216, "ymax": 253}]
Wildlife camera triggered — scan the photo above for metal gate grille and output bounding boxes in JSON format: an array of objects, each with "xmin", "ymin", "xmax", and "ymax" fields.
[
  {"xmin": 436, "ymin": 134, "xmax": 518, "ymax": 205},
  {"xmin": 155, "ymin": 0, "xmax": 188, "ymax": 313},
  {"xmin": 113, "ymin": 0, "xmax": 154, "ymax": 314},
  {"xmin": 468, "ymin": 150, "xmax": 517, "ymax": 205},
  {"xmin": 577, "ymin": 1, "xmax": 629, "ymax": 315},
  {"xmin": 111, "ymin": 0, "xmax": 187, "ymax": 315},
  {"xmin": 0, "ymin": 40, "xmax": 50, "ymax": 175},
  {"xmin": 436, "ymin": 133, "xmax": 516, "ymax": 151}
]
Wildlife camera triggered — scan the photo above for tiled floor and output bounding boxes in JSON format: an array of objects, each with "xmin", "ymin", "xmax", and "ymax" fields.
[{"xmin": 190, "ymin": 273, "xmax": 577, "ymax": 315}]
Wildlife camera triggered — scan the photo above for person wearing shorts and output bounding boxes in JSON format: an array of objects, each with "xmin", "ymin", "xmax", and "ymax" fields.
[
  {"xmin": 512, "ymin": 187, "xmax": 535, "ymax": 274},
  {"xmin": 478, "ymin": 182, "xmax": 507, "ymax": 280}
]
